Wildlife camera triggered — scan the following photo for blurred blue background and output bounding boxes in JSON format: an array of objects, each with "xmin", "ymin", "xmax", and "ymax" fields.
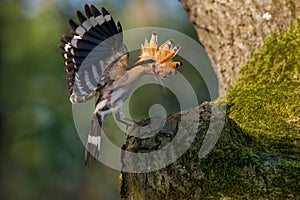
[{"xmin": 0, "ymin": 0, "xmax": 214, "ymax": 199}]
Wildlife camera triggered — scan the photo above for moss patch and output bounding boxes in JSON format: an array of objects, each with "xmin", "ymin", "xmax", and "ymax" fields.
[
  {"xmin": 227, "ymin": 22, "xmax": 300, "ymax": 159},
  {"xmin": 121, "ymin": 21, "xmax": 300, "ymax": 200}
]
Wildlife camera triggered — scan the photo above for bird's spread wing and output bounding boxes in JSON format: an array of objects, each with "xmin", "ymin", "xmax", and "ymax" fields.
[
  {"xmin": 59, "ymin": 4, "xmax": 129, "ymax": 103},
  {"xmin": 59, "ymin": 5, "xmax": 129, "ymax": 167}
]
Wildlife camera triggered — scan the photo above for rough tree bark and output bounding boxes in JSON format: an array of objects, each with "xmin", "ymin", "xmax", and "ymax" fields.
[
  {"xmin": 181, "ymin": 0, "xmax": 299, "ymax": 96},
  {"xmin": 120, "ymin": 1, "xmax": 300, "ymax": 199}
]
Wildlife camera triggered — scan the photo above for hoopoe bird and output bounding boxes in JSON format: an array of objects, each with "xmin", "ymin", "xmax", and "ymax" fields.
[{"xmin": 59, "ymin": 4, "xmax": 182, "ymax": 166}]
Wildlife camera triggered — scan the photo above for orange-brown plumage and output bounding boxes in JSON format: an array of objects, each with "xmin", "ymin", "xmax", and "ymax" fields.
[{"xmin": 135, "ymin": 32, "xmax": 182, "ymax": 75}]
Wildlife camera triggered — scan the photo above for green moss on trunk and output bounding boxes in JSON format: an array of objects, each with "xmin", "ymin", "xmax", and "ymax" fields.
[
  {"xmin": 227, "ymin": 22, "xmax": 300, "ymax": 159},
  {"xmin": 120, "ymin": 22, "xmax": 300, "ymax": 199}
]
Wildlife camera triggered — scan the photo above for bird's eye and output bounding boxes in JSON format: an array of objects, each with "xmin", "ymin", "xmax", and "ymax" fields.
[{"xmin": 176, "ymin": 62, "xmax": 183, "ymax": 68}]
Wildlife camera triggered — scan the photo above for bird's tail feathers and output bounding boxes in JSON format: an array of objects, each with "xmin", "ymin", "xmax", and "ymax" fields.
[{"xmin": 84, "ymin": 113, "xmax": 102, "ymax": 167}]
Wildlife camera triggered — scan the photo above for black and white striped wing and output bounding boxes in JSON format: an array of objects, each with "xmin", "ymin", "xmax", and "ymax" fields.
[{"xmin": 59, "ymin": 4, "xmax": 128, "ymax": 103}]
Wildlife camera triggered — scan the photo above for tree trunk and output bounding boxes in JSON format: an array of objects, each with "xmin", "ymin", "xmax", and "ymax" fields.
[
  {"xmin": 120, "ymin": 100, "xmax": 299, "ymax": 199},
  {"xmin": 180, "ymin": 0, "xmax": 299, "ymax": 96},
  {"xmin": 120, "ymin": 1, "xmax": 300, "ymax": 199}
]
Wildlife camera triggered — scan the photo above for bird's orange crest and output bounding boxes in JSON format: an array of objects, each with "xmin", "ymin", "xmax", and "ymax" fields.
[{"xmin": 136, "ymin": 32, "xmax": 182, "ymax": 77}]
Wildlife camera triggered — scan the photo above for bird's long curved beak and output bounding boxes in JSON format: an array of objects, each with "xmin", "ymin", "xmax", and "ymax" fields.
[{"xmin": 150, "ymin": 63, "xmax": 167, "ymax": 96}]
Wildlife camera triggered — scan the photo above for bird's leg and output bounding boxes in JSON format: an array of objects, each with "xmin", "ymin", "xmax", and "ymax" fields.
[
  {"xmin": 115, "ymin": 111, "xmax": 134, "ymax": 128},
  {"xmin": 116, "ymin": 103, "xmax": 134, "ymax": 124},
  {"xmin": 114, "ymin": 101, "xmax": 135, "ymax": 134},
  {"xmin": 97, "ymin": 109, "xmax": 113, "ymax": 122}
]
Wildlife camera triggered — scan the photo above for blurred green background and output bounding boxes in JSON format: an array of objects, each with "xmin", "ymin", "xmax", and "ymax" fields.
[{"xmin": 0, "ymin": 0, "xmax": 214, "ymax": 199}]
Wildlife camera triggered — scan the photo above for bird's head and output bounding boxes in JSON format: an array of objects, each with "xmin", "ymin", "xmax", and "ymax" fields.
[{"xmin": 135, "ymin": 32, "xmax": 183, "ymax": 78}]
